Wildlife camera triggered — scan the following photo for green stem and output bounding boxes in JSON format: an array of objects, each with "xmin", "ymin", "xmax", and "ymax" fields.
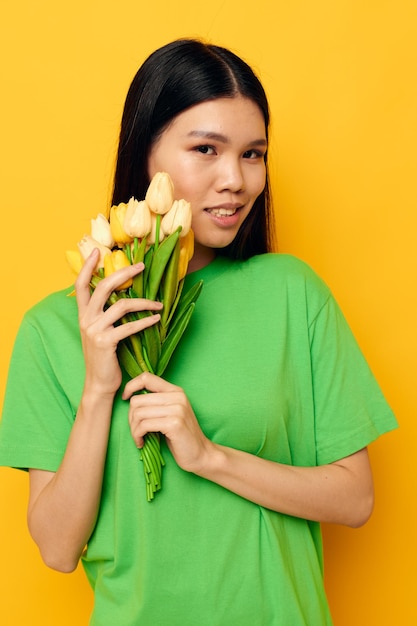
[
  {"xmin": 154, "ymin": 214, "xmax": 161, "ymax": 252},
  {"xmin": 128, "ymin": 333, "xmax": 149, "ymax": 373},
  {"xmin": 124, "ymin": 243, "xmax": 132, "ymax": 264},
  {"xmin": 140, "ymin": 433, "xmax": 164, "ymax": 501}
]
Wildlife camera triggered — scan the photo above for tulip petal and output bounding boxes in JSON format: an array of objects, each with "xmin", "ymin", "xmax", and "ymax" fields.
[
  {"xmin": 110, "ymin": 203, "xmax": 133, "ymax": 246},
  {"xmin": 91, "ymin": 213, "xmax": 114, "ymax": 248},
  {"xmin": 78, "ymin": 235, "xmax": 112, "ymax": 270},
  {"xmin": 145, "ymin": 172, "xmax": 175, "ymax": 215},
  {"xmin": 104, "ymin": 249, "xmax": 132, "ymax": 290},
  {"xmin": 124, "ymin": 198, "xmax": 152, "ymax": 238},
  {"xmin": 161, "ymin": 199, "xmax": 192, "ymax": 237},
  {"xmin": 65, "ymin": 249, "xmax": 84, "ymax": 275}
]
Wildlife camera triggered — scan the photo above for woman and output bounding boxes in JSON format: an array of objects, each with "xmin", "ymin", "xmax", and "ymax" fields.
[{"xmin": 0, "ymin": 39, "xmax": 397, "ymax": 625}]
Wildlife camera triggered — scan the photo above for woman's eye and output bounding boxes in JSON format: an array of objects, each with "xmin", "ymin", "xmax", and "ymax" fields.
[
  {"xmin": 195, "ymin": 145, "xmax": 215, "ymax": 155},
  {"xmin": 243, "ymin": 149, "xmax": 265, "ymax": 159}
]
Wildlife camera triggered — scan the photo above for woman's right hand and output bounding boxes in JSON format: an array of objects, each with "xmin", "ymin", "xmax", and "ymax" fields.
[
  {"xmin": 75, "ymin": 248, "xmax": 163, "ymax": 398},
  {"xmin": 27, "ymin": 249, "xmax": 163, "ymax": 573}
]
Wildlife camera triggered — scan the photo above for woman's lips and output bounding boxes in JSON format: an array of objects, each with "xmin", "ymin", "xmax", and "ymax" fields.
[
  {"xmin": 204, "ymin": 204, "xmax": 243, "ymax": 226},
  {"xmin": 206, "ymin": 207, "xmax": 238, "ymax": 217},
  {"xmin": 205, "ymin": 202, "xmax": 243, "ymax": 216}
]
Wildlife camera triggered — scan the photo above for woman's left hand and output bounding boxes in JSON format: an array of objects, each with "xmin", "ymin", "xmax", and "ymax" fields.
[
  {"xmin": 123, "ymin": 372, "xmax": 213, "ymax": 473},
  {"xmin": 124, "ymin": 375, "xmax": 374, "ymax": 528}
]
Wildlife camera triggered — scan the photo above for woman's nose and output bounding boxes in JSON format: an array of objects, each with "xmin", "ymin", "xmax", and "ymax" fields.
[{"xmin": 215, "ymin": 158, "xmax": 245, "ymax": 193}]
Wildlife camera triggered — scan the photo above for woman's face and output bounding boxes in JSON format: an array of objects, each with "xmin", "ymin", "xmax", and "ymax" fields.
[{"xmin": 147, "ymin": 96, "xmax": 267, "ymax": 271}]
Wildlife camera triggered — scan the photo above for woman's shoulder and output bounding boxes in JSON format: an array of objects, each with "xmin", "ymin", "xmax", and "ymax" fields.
[
  {"xmin": 23, "ymin": 286, "xmax": 78, "ymax": 330},
  {"xmin": 241, "ymin": 253, "xmax": 332, "ymax": 313},
  {"xmin": 247, "ymin": 252, "xmax": 310, "ymax": 271},
  {"xmin": 246, "ymin": 253, "xmax": 330, "ymax": 287}
]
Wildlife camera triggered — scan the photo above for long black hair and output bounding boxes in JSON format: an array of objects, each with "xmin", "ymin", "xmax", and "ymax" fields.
[{"xmin": 112, "ymin": 39, "xmax": 275, "ymax": 259}]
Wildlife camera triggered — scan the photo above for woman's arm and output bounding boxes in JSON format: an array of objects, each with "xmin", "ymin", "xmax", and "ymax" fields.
[
  {"xmin": 27, "ymin": 250, "xmax": 163, "ymax": 572},
  {"xmin": 196, "ymin": 445, "xmax": 373, "ymax": 528},
  {"xmin": 28, "ymin": 391, "xmax": 114, "ymax": 573},
  {"xmin": 124, "ymin": 373, "xmax": 374, "ymax": 528}
]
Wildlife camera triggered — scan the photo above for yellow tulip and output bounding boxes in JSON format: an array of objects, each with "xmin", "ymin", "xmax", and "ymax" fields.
[
  {"xmin": 65, "ymin": 249, "xmax": 84, "ymax": 275},
  {"xmin": 161, "ymin": 199, "xmax": 192, "ymax": 237},
  {"xmin": 110, "ymin": 202, "xmax": 133, "ymax": 246},
  {"xmin": 124, "ymin": 197, "xmax": 152, "ymax": 238},
  {"xmin": 180, "ymin": 228, "xmax": 194, "ymax": 258},
  {"xmin": 177, "ymin": 248, "xmax": 189, "ymax": 282},
  {"xmin": 78, "ymin": 235, "xmax": 112, "ymax": 270},
  {"xmin": 104, "ymin": 249, "xmax": 133, "ymax": 290},
  {"xmin": 178, "ymin": 229, "xmax": 195, "ymax": 280},
  {"xmin": 145, "ymin": 172, "xmax": 174, "ymax": 215},
  {"xmin": 91, "ymin": 213, "xmax": 114, "ymax": 248}
]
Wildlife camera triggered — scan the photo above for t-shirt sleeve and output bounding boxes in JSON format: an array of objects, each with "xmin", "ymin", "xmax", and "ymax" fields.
[
  {"xmin": 308, "ymin": 293, "xmax": 397, "ymax": 465},
  {"xmin": 0, "ymin": 316, "xmax": 76, "ymax": 471}
]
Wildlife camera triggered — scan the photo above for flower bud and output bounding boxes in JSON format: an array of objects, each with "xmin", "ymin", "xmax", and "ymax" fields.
[
  {"xmin": 110, "ymin": 202, "xmax": 133, "ymax": 246},
  {"xmin": 78, "ymin": 235, "xmax": 112, "ymax": 269},
  {"xmin": 124, "ymin": 197, "xmax": 152, "ymax": 238},
  {"xmin": 65, "ymin": 249, "xmax": 84, "ymax": 275},
  {"xmin": 91, "ymin": 213, "xmax": 114, "ymax": 248},
  {"xmin": 104, "ymin": 249, "xmax": 132, "ymax": 290},
  {"xmin": 161, "ymin": 199, "xmax": 192, "ymax": 237},
  {"xmin": 145, "ymin": 172, "xmax": 175, "ymax": 215}
]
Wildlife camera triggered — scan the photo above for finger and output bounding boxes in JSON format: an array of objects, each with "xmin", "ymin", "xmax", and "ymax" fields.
[
  {"xmin": 130, "ymin": 413, "xmax": 179, "ymax": 448},
  {"xmin": 122, "ymin": 372, "xmax": 179, "ymax": 400},
  {"xmin": 75, "ymin": 249, "xmax": 100, "ymax": 313},
  {"xmin": 98, "ymin": 297, "xmax": 163, "ymax": 329},
  {"xmin": 112, "ymin": 312, "xmax": 162, "ymax": 344},
  {"xmin": 128, "ymin": 393, "xmax": 181, "ymax": 419},
  {"xmin": 87, "ymin": 262, "xmax": 146, "ymax": 315}
]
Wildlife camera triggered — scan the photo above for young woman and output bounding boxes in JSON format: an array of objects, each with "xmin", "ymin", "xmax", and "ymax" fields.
[{"xmin": 0, "ymin": 39, "xmax": 397, "ymax": 625}]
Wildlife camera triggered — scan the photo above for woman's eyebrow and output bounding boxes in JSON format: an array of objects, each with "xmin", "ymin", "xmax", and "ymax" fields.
[
  {"xmin": 187, "ymin": 130, "xmax": 267, "ymax": 147},
  {"xmin": 187, "ymin": 130, "xmax": 229, "ymax": 143}
]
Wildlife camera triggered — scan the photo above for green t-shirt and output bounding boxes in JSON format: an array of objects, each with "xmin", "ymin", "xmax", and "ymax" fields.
[{"xmin": 0, "ymin": 254, "xmax": 397, "ymax": 625}]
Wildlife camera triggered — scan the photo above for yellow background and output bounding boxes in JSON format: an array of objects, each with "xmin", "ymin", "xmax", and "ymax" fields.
[{"xmin": 0, "ymin": 1, "xmax": 415, "ymax": 624}]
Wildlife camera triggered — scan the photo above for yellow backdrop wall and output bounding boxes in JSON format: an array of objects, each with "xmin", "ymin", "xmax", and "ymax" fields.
[{"xmin": 0, "ymin": 1, "xmax": 415, "ymax": 624}]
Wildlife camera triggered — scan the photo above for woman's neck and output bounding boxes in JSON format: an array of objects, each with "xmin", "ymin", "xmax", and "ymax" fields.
[{"xmin": 186, "ymin": 243, "xmax": 216, "ymax": 274}]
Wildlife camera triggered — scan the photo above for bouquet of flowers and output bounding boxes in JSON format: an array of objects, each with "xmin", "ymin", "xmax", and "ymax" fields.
[{"xmin": 66, "ymin": 172, "xmax": 203, "ymax": 501}]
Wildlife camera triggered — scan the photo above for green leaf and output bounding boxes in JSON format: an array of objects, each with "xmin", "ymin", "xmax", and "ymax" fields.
[
  {"xmin": 132, "ymin": 236, "xmax": 149, "ymax": 297},
  {"xmin": 156, "ymin": 303, "xmax": 195, "ymax": 376},
  {"xmin": 146, "ymin": 230, "xmax": 180, "ymax": 301},
  {"xmin": 143, "ymin": 245, "xmax": 154, "ymax": 298},
  {"xmin": 117, "ymin": 341, "xmax": 144, "ymax": 378},
  {"xmin": 169, "ymin": 279, "xmax": 203, "ymax": 328},
  {"xmin": 139, "ymin": 313, "xmax": 160, "ymax": 373},
  {"xmin": 159, "ymin": 278, "xmax": 184, "ymax": 342},
  {"xmin": 160, "ymin": 237, "xmax": 180, "ymax": 328}
]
